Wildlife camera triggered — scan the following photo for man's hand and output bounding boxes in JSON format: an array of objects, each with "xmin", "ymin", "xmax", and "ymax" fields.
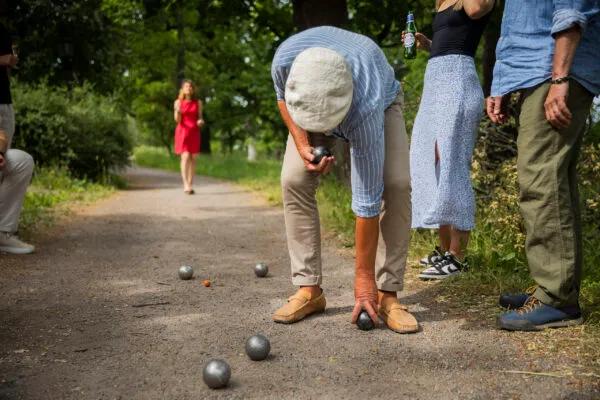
[
  {"xmin": 351, "ymin": 269, "xmax": 379, "ymax": 325},
  {"xmin": 544, "ymin": 82, "xmax": 572, "ymax": 130},
  {"xmin": 486, "ymin": 95, "xmax": 508, "ymax": 124},
  {"xmin": 299, "ymin": 145, "xmax": 335, "ymax": 174}
]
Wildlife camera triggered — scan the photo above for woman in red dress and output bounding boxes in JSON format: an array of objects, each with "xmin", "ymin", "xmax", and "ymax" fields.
[{"xmin": 174, "ymin": 80, "xmax": 203, "ymax": 194}]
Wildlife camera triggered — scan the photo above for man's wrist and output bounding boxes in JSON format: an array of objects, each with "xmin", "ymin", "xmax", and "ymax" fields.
[{"xmin": 550, "ymin": 75, "xmax": 570, "ymax": 84}]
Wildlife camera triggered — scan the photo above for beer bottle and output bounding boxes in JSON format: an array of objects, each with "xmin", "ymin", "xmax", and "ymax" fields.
[{"xmin": 404, "ymin": 11, "xmax": 417, "ymax": 60}]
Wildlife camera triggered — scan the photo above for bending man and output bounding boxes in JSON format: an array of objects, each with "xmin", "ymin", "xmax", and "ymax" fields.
[{"xmin": 271, "ymin": 26, "xmax": 417, "ymax": 333}]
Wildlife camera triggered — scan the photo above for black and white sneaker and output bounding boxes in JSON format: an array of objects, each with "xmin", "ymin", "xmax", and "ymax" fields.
[
  {"xmin": 418, "ymin": 252, "xmax": 467, "ymax": 280},
  {"xmin": 419, "ymin": 246, "xmax": 445, "ymax": 266}
]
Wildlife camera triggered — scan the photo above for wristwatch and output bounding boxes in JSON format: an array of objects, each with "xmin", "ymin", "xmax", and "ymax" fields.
[{"xmin": 550, "ymin": 76, "xmax": 570, "ymax": 85}]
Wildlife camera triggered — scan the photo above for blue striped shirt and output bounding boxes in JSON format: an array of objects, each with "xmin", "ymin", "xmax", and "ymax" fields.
[{"xmin": 271, "ymin": 26, "xmax": 401, "ymax": 218}]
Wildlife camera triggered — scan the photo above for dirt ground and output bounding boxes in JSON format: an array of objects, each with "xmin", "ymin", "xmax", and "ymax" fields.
[{"xmin": 0, "ymin": 167, "xmax": 598, "ymax": 399}]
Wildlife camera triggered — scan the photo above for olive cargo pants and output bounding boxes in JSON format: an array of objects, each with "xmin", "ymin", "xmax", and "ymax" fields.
[{"xmin": 517, "ymin": 81, "xmax": 594, "ymax": 307}]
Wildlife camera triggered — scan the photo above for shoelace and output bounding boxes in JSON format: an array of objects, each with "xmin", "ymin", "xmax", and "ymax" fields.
[
  {"xmin": 427, "ymin": 247, "xmax": 443, "ymax": 263},
  {"xmin": 432, "ymin": 254, "xmax": 453, "ymax": 272},
  {"xmin": 525, "ymin": 285, "xmax": 537, "ymax": 295},
  {"xmin": 516, "ymin": 297, "xmax": 541, "ymax": 315}
]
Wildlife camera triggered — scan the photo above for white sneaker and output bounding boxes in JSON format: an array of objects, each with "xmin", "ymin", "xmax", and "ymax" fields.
[
  {"xmin": 418, "ymin": 252, "xmax": 467, "ymax": 280},
  {"xmin": 0, "ymin": 232, "xmax": 35, "ymax": 254}
]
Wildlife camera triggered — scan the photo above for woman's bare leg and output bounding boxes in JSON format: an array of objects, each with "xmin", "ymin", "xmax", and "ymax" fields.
[
  {"xmin": 449, "ymin": 228, "xmax": 470, "ymax": 261},
  {"xmin": 434, "ymin": 141, "xmax": 451, "ymax": 251},
  {"xmin": 180, "ymin": 152, "xmax": 190, "ymax": 191},
  {"xmin": 187, "ymin": 154, "xmax": 196, "ymax": 189},
  {"xmin": 439, "ymin": 225, "xmax": 451, "ymax": 252}
]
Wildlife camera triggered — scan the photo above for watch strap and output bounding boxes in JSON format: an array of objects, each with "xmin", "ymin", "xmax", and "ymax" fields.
[{"xmin": 550, "ymin": 76, "xmax": 570, "ymax": 85}]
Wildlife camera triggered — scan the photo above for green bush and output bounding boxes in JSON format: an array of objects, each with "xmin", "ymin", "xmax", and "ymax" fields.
[{"xmin": 12, "ymin": 81, "xmax": 132, "ymax": 180}]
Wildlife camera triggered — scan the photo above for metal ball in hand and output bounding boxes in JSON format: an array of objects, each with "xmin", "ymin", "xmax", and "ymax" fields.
[
  {"xmin": 202, "ymin": 359, "xmax": 231, "ymax": 389},
  {"xmin": 245, "ymin": 334, "xmax": 271, "ymax": 361},
  {"xmin": 311, "ymin": 146, "xmax": 333, "ymax": 164},
  {"xmin": 178, "ymin": 265, "xmax": 194, "ymax": 280},
  {"xmin": 254, "ymin": 263, "xmax": 268, "ymax": 278},
  {"xmin": 357, "ymin": 310, "xmax": 374, "ymax": 331}
]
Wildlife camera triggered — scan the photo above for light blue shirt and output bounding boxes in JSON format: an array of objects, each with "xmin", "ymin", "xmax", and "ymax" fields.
[
  {"xmin": 491, "ymin": 0, "xmax": 600, "ymax": 97},
  {"xmin": 271, "ymin": 26, "xmax": 401, "ymax": 218}
]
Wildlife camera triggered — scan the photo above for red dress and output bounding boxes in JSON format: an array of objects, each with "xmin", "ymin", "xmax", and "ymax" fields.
[{"xmin": 174, "ymin": 99, "xmax": 201, "ymax": 154}]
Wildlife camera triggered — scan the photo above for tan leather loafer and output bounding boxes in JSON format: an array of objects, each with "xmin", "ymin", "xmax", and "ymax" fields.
[
  {"xmin": 273, "ymin": 290, "xmax": 326, "ymax": 324},
  {"xmin": 378, "ymin": 301, "xmax": 419, "ymax": 334}
]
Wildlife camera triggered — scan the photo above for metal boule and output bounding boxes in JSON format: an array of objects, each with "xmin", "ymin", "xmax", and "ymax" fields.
[
  {"xmin": 311, "ymin": 146, "xmax": 332, "ymax": 164},
  {"xmin": 178, "ymin": 265, "xmax": 194, "ymax": 280},
  {"xmin": 254, "ymin": 263, "xmax": 268, "ymax": 278},
  {"xmin": 202, "ymin": 359, "xmax": 231, "ymax": 389},
  {"xmin": 245, "ymin": 334, "xmax": 270, "ymax": 361},
  {"xmin": 357, "ymin": 310, "xmax": 374, "ymax": 331}
]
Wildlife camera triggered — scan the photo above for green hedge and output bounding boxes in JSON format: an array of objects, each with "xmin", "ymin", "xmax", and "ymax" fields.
[{"xmin": 12, "ymin": 81, "xmax": 132, "ymax": 180}]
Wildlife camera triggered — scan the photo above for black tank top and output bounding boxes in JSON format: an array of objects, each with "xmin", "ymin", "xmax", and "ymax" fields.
[{"xmin": 429, "ymin": 4, "xmax": 493, "ymax": 59}]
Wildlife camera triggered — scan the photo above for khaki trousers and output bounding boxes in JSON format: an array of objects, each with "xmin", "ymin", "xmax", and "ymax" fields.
[
  {"xmin": 517, "ymin": 81, "xmax": 593, "ymax": 307},
  {"xmin": 0, "ymin": 104, "xmax": 34, "ymax": 233},
  {"xmin": 281, "ymin": 95, "xmax": 411, "ymax": 291}
]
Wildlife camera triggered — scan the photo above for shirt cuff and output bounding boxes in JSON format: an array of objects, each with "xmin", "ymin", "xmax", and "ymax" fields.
[
  {"xmin": 490, "ymin": 80, "xmax": 502, "ymax": 97},
  {"xmin": 352, "ymin": 201, "xmax": 382, "ymax": 218},
  {"xmin": 551, "ymin": 9, "xmax": 587, "ymax": 36}
]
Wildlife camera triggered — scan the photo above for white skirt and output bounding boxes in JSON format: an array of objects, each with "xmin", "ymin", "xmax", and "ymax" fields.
[{"xmin": 410, "ymin": 54, "xmax": 484, "ymax": 231}]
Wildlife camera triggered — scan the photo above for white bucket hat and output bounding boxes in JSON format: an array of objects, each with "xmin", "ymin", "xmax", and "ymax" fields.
[{"xmin": 285, "ymin": 47, "xmax": 353, "ymax": 132}]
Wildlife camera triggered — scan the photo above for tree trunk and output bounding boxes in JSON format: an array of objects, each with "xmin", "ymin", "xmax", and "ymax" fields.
[
  {"xmin": 477, "ymin": 2, "xmax": 519, "ymax": 176},
  {"xmin": 292, "ymin": 0, "xmax": 348, "ymax": 31},
  {"xmin": 481, "ymin": 4, "xmax": 503, "ymax": 97},
  {"xmin": 291, "ymin": 0, "xmax": 351, "ymax": 186},
  {"xmin": 200, "ymin": 113, "xmax": 211, "ymax": 154},
  {"xmin": 175, "ymin": 0, "xmax": 185, "ymax": 86}
]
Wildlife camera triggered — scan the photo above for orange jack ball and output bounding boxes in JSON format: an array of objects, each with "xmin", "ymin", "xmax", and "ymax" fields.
[{"xmin": 202, "ymin": 279, "xmax": 211, "ymax": 287}]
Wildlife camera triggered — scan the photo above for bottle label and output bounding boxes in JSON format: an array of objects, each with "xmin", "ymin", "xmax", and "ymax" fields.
[{"xmin": 404, "ymin": 33, "xmax": 415, "ymax": 48}]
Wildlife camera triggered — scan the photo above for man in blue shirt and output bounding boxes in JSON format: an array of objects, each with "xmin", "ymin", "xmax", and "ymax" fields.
[
  {"xmin": 271, "ymin": 27, "xmax": 418, "ymax": 333},
  {"xmin": 487, "ymin": 0, "xmax": 599, "ymax": 331}
]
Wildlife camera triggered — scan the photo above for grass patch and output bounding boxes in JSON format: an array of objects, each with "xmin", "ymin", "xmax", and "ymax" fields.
[{"xmin": 19, "ymin": 167, "xmax": 116, "ymax": 236}]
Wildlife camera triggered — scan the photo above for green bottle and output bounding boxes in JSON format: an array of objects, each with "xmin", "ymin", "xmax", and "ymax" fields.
[{"xmin": 404, "ymin": 11, "xmax": 417, "ymax": 60}]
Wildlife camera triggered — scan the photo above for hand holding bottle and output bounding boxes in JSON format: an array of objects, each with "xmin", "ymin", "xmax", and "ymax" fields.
[{"xmin": 402, "ymin": 31, "xmax": 431, "ymax": 52}]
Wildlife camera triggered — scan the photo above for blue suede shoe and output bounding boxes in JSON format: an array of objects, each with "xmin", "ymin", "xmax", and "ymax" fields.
[
  {"xmin": 498, "ymin": 286, "xmax": 537, "ymax": 309},
  {"xmin": 497, "ymin": 297, "xmax": 583, "ymax": 331}
]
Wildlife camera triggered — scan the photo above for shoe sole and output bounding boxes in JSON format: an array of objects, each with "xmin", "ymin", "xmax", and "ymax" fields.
[
  {"xmin": 418, "ymin": 271, "xmax": 461, "ymax": 281},
  {"xmin": 273, "ymin": 307, "xmax": 325, "ymax": 324},
  {"xmin": 0, "ymin": 246, "xmax": 34, "ymax": 255},
  {"xmin": 419, "ymin": 258, "xmax": 443, "ymax": 267},
  {"xmin": 497, "ymin": 316, "xmax": 584, "ymax": 331}
]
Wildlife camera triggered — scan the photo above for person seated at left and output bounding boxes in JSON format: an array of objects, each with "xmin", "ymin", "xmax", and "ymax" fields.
[{"xmin": 0, "ymin": 128, "xmax": 34, "ymax": 254}]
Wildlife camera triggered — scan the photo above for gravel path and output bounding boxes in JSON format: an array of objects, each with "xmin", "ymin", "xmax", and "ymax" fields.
[{"xmin": 0, "ymin": 167, "xmax": 596, "ymax": 399}]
